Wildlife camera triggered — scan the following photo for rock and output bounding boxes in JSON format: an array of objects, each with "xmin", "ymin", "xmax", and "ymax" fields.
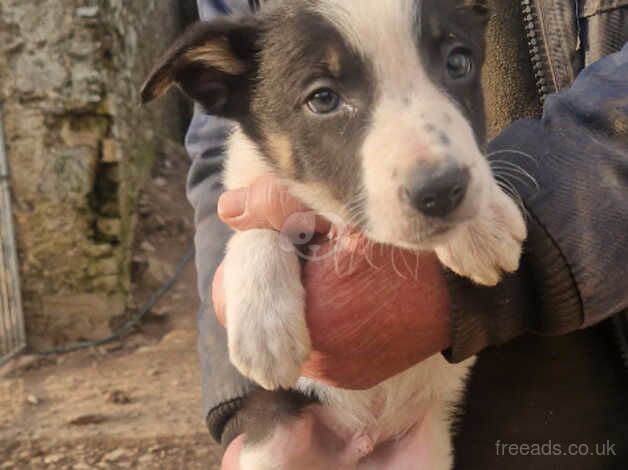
[
  {"xmin": 87, "ymin": 258, "xmax": 119, "ymax": 277},
  {"xmin": 153, "ymin": 177, "xmax": 167, "ymax": 187},
  {"xmin": 26, "ymin": 395, "xmax": 40, "ymax": 405},
  {"xmin": 15, "ymin": 50, "xmax": 67, "ymax": 95},
  {"xmin": 152, "ymin": 305, "xmax": 169, "ymax": 316},
  {"xmin": 0, "ymin": 355, "xmax": 38, "ymax": 377},
  {"xmin": 154, "ymin": 214, "xmax": 167, "ymax": 227},
  {"xmin": 91, "ymin": 275, "xmax": 119, "ymax": 291},
  {"xmin": 97, "ymin": 218, "xmax": 122, "ymax": 239},
  {"xmin": 106, "ymin": 390, "xmax": 132, "ymax": 405},
  {"xmin": 76, "ymin": 6, "xmax": 99, "ymax": 18},
  {"xmin": 60, "ymin": 118, "xmax": 105, "ymax": 149},
  {"xmin": 72, "ymin": 464, "xmax": 94, "ymax": 470},
  {"xmin": 102, "ymin": 448, "xmax": 132, "ymax": 462},
  {"xmin": 102, "ymin": 139, "xmax": 122, "ymax": 163},
  {"xmin": 140, "ymin": 241, "xmax": 156, "ymax": 253},
  {"xmin": 68, "ymin": 414, "xmax": 108, "ymax": 426},
  {"xmin": 44, "ymin": 454, "xmax": 64, "ymax": 464},
  {"xmin": 159, "ymin": 329, "xmax": 194, "ymax": 347},
  {"xmin": 138, "ymin": 455, "xmax": 154, "ymax": 464},
  {"xmin": 146, "ymin": 258, "xmax": 174, "ymax": 284}
]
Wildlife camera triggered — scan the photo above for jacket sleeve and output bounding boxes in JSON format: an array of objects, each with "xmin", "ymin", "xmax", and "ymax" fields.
[
  {"xmin": 189, "ymin": 0, "xmax": 255, "ymax": 444},
  {"xmin": 445, "ymin": 43, "xmax": 628, "ymax": 362}
]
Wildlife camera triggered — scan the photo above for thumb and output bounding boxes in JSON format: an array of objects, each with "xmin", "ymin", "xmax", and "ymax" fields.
[
  {"xmin": 221, "ymin": 435, "xmax": 245, "ymax": 470},
  {"xmin": 218, "ymin": 175, "xmax": 330, "ymax": 235}
]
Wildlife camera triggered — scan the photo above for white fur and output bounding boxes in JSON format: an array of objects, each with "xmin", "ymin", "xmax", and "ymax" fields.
[
  {"xmin": 298, "ymin": 354, "xmax": 475, "ymax": 443},
  {"xmin": 223, "ymin": 229, "xmax": 310, "ymax": 390},
  {"xmin": 436, "ymin": 185, "xmax": 527, "ymax": 286}
]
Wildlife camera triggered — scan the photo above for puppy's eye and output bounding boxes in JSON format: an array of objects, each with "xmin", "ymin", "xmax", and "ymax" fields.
[
  {"xmin": 306, "ymin": 89, "xmax": 341, "ymax": 114},
  {"xmin": 446, "ymin": 48, "xmax": 473, "ymax": 79}
]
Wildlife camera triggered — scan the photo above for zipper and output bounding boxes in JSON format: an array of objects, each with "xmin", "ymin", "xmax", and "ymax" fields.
[{"xmin": 521, "ymin": 0, "xmax": 553, "ymax": 102}]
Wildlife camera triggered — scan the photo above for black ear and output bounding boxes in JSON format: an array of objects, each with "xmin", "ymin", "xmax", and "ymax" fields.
[{"xmin": 141, "ymin": 20, "xmax": 260, "ymax": 119}]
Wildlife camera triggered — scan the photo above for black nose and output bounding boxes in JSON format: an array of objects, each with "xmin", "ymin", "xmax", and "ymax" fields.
[{"xmin": 406, "ymin": 164, "xmax": 470, "ymax": 218}]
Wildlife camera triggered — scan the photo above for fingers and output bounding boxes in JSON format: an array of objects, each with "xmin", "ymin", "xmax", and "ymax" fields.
[
  {"xmin": 300, "ymin": 249, "xmax": 451, "ymax": 389},
  {"xmin": 218, "ymin": 175, "xmax": 331, "ymax": 235},
  {"xmin": 221, "ymin": 435, "xmax": 245, "ymax": 470},
  {"xmin": 212, "ymin": 263, "xmax": 227, "ymax": 327}
]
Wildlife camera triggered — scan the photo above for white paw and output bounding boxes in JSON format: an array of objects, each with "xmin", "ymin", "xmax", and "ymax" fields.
[
  {"xmin": 224, "ymin": 230, "xmax": 311, "ymax": 390},
  {"xmin": 436, "ymin": 187, "xmax": 527, "ymax": 286}
]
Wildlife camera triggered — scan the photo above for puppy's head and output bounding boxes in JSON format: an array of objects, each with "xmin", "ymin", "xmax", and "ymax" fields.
[{"xmin": 143, "ymin": 0, "xmax": 491, "ymax": 250}]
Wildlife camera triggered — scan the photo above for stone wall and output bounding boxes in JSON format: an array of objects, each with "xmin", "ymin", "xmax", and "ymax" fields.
[{"xmin": 0, "ymin": 0, "xmax": 194, "ymax": 348}]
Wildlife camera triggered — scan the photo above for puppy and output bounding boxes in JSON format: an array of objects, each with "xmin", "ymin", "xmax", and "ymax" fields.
[{"xmin": 142, "ymin": 1, "xmax": 526, "ymax": 468}]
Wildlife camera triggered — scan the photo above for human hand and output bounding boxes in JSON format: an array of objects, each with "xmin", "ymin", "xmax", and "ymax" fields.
[{"xmin": 213, "ymin": 176, "xmax": 452, "ymax": 390}]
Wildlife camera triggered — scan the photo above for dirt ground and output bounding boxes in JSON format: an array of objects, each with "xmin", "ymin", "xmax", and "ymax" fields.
[{"xmin": 0, "ymin": 143, "xmax": 223, "ymax": 469}]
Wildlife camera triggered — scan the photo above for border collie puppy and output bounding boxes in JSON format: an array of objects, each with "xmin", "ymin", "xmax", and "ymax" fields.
[{"xmin": 142, "ymin": 1, "xmax": 526, "ymax": 468}]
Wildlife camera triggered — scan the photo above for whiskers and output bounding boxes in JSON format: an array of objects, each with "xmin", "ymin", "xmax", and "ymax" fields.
[
  {"xmin": 326, "ymin": 193, "xmax": 425, "ymax": 281},
  {"xmin": 487, "ymin": 149, "xmax": 540, "ymax": 218},
  {"xmin": 328, "ymin": 228, "xmax": 423, "ymax": 281},
  {"xmin": 390, "ymin": 246, "xmax": 422, "ymax": 281}
]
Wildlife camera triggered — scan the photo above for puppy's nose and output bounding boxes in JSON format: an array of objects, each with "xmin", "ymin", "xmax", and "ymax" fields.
[{"xmin": 406, "ymin": 164, "xmax": 470, "ymax": 218}]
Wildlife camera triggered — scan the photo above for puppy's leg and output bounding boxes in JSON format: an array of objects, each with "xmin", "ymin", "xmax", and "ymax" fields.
[
  {"xmin": 436, "ymin": 184, "xmax": 527, "ymax": 286},
  {"xmin": 224, "ymin": 229, "xmax": 310, "ymax": 390}
]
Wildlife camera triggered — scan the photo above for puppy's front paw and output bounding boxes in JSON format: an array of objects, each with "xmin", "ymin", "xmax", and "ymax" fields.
[
  {"xmin": 224, "ymin": 230, "xmax": 311, "ymax": 390},
  {"xmin": 436, "ymin": 188, "xmax": 527, "ymax": 286},
  {"xmin": 228, "ymin": 283, "xmax": 310, "ymax": 390}
]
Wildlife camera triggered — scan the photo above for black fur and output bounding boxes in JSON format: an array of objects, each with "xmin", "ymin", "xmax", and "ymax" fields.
[
  {"xmin": 236, "ymin": 388, "xmax": 318, "ymax": 446},
  {"xmin": 141, "ymin": 19, "xmax": 260, "ymax": 120},
  {"xmin": 420, "ymin": 0, "xmax": 489, "ymax": 146},
  {"xmin": 252, "ymin": 7, "xmax": 375, "ymax": 202}
]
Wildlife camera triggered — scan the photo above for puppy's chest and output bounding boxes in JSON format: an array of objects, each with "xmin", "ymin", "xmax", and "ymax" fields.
[{"xmin": 296, "ymin": 356, "xmax": 449, "ymax": 441}]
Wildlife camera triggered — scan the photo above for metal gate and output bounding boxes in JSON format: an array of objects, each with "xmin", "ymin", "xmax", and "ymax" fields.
[{"xmin": 0, "ymin": 104, "xmax": 26, "ymax": 366}]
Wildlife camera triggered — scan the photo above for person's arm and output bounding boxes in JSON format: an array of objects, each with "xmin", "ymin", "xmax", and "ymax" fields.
[
  {"xmin": 445, "ymin": 43, "xmax": 628, "ymax": 362},
  {"xmin": 187, "ymin": 0, "xmax": 255, "ymax": 444}
]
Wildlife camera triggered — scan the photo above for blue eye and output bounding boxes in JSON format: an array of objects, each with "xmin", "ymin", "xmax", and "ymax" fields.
[
  {"xmin": 446, "ymin": 49, "xmax": 473, "ymax": 79},
  {"xmin": 306, "ymin": 89, "xmax": 341, "ymax": 114}
]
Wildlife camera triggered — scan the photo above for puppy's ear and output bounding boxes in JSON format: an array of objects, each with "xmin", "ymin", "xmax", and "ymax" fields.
[{"xmin": 141, "ymin": 20, "xmax": 259, "ymax": 119}]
